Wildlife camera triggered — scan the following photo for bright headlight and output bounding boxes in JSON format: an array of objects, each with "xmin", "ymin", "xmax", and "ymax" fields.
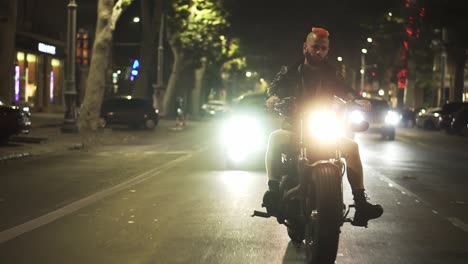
[
  {"xmin": 349, "ymin": 110, "xmax": 365, "ymax": 124},
  {"xmin": 308, "ymin": 110, "xmax": 343, "ymax": 143},
  {"xmin": 385, "ymin": 111, "xmax": 401, "ymax": 125},
  {"xmin": 222, "ymin": 116, "xmax": 262, "ymax": 148}
]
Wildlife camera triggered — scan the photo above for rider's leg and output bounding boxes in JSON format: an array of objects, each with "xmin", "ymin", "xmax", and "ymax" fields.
[
  {"xmin": 265, "ymin": 129, "xmax": 293, "ymax": 183},
  {"xmin": 341, "ymin": 137, "xmax": 383, "ymax": 224},
  {"xmin": 263, "ymin": 129, "xmax": 293, "ymax": 214}
]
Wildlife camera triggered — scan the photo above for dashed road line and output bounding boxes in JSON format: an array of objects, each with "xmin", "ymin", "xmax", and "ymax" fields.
[
  {"xmin": 0, "ymin": 145, "xmax": 208, "ymax": 244},
  {"xmin": 366, "ymin": 165, "xmax": 468, "ymax": 233}
]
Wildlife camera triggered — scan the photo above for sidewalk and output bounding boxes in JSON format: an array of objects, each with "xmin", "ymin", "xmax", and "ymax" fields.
[{"xmin": 0, "ymin": 113, "xmax": 184, "ymax": 162}]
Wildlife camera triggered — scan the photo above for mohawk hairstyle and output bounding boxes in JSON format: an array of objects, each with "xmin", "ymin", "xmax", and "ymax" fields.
[{"xmin": 311, "ymin": 27, "xmax": 330, "ymax": 38}]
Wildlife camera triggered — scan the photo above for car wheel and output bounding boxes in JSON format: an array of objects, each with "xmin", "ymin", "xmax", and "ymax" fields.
[
  {"xmin": 423, "ymin": 120, "xmax": 435, "ymax": 130},
  {"xmin": 145, "ymin": 119, "xmax": 156, "ymax": 130}
]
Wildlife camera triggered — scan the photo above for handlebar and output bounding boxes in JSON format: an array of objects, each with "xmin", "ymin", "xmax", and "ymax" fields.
[{"xmin": 251, "ymin": 210, "xmax": 271, "ymax": 218}]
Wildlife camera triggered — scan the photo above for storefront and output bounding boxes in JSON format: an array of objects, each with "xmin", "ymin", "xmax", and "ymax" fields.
[{"xmin": 14, "ymin": 33, "xmax": 66, "ymax": 112}]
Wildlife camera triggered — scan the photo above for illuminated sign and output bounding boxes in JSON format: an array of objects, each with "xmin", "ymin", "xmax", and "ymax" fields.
[
  {"xmin": 130, "ymin": 59, "xmax": 140, "ymax": 81},
  {"xmin": 38, "ymin": 42, "xmax": 56, "ymax": 55}
]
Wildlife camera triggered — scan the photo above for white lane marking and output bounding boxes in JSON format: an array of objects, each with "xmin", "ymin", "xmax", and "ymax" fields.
[
  {"xmin": 446, "ymin": 217, "xmax": 468, "ymax": 233},
  {"xmin": 0, "ymin": 146, "xmax": 208, "ymax": 244},
  {"xmin": 365, "ymin": 165, "xmax": 468, "ymax": 233}
]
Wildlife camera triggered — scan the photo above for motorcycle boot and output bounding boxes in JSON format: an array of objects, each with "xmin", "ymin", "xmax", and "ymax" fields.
[
  {"xmin": 352, "ymin": 189, "xmax": 383, "ymax": 227},
  {"xmin": 262, "ymin": 180, "xmax": 281, "ymax": 216}
]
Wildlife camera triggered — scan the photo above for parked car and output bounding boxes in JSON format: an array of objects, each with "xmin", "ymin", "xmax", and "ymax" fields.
[
  {"xmin": 362, "ymin": 98, "xmax": 399, "ymax": 140},
  {"xmin": 100, "ymin": 96, "xmax": 159, "ymax": 130},
  {"xmin": 415, "ymin": 107, "xmax": 442, "ymax": 130},
  {"xmin": 0, "ymin": 99, "xmax": 31, "ymax": 142},
  {"xmin": 438, "ymin": 102, "xmax": 468, "ymax": 133},
  {"xmin": 450, "ymin": 106, "xmax": 468, "ymax": 135},
  {"xmin": 200, "ymin": 100, "xmax": 230, "ymax": 118}
]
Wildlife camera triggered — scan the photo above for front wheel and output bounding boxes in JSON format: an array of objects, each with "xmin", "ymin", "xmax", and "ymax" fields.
[{"xmin": 305, "ymin": 163, "xmax": 343, "ymax": 264}]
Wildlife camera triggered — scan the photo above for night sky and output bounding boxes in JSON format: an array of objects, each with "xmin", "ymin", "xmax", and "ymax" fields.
[{"xmin": 224, "ymin": 0, "xmax": 400, "ymax": 79}]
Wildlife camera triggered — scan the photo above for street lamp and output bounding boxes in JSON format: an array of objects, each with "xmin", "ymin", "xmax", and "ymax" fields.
[
  {"xmin": 133, "ymin": 17, "xmax": 140, "ymax": 23},
  {"xmin": 367, "ymin": 37, "xmax": 373, "ymax": 43},
  {"xmin": 337, "ymin": 56, "xmax": 343, "ymax": 62},
  {"xmin": 62, "ymin": 0, "xmax": 78, "ymax": 133},
  {"xmin": 360, "ymin": 48, "xmax": 367, "ymax": 93},
  {"xmin": 246, "ymin": 71, "xmax": 252, "ymax": 78}
]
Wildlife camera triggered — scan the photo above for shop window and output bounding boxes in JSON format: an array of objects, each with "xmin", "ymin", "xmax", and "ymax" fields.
[
  {"xmin": 51, "ymin": 59, "xmax": 61, "ymax": 103},
  {"xmin": 25, "ymin": 54, "xmax": 37, "ymax": 103}
]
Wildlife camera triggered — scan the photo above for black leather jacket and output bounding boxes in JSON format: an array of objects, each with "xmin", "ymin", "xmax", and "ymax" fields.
[{"xmin": 267, "ymin": 61, "xmax": 360, "ymax": 106}]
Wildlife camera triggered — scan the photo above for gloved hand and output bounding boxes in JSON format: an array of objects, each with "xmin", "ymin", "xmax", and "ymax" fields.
[
  {"xmin": 266, "ymin": 96, "xmax": 280, "ymax": 109},
  {"xmin": 262, "ymin": 180, "xmax": 280, "ymax": 216}
]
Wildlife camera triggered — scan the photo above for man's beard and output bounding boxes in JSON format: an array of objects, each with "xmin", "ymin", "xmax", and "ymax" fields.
[{"xmin": 305, "ymin": 53, "xmax": 325, "ymax": 65}]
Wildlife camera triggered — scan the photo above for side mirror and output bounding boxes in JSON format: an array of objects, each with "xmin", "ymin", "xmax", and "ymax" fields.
[{"xmin": 350, "ymin": 121, "xmax": 369, "ymax": 132}]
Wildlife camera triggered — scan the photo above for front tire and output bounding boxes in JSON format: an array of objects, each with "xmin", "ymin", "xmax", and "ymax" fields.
[{"xmin": 305, "ymin": 163, "xmax": 343, "ymax": 264}]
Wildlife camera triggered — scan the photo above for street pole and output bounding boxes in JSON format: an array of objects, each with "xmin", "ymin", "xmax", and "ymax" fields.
[
  {"xmin": 439, "ymin": 27, "xmax": 447, "ymax": 106},
  {"xmin": 62, "ymin": 0, "xmax": 79, "ymax": 133},
  {"xmin": 360, "ymin": 53, "xmax": 366, "ymax": 93},
  {"xmin": 157, "ymin": 13, "xmax": 165, "ymax": 88},
  {"xmin": 154, "ymin": 13, "xmax": 165, "ymax": 113}
]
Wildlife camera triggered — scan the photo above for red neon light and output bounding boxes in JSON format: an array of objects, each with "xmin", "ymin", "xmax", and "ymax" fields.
[{"xmin": 406, "ymin": 27, "xmax": 413, "ymax": 37}]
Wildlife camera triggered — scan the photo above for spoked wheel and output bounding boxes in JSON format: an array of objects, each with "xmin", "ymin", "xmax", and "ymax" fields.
[{"xmin": 305, "ymin": 163, "xmax": 343, "ymax": 264}]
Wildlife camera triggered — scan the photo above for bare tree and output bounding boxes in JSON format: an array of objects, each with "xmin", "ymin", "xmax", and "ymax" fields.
[
  {"xmin": 78, "ymin": 0, "xmax": 132, "ymax": 131},
  {"xmin": 0, "ymin": 0, "xmax": 17, "ymax": 103}
]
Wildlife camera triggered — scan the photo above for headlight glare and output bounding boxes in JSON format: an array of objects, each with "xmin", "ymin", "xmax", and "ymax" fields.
[
  {"xmin": 385, "ymin": 111, "xmax": 400, "ymax": 125},
  {"xmin": 349, "ymin": 110, "xmax": 364, "ymax": 124},
  {"xmin": 308, "ymin": 110, "xmax": 342, "ymax": 143}
]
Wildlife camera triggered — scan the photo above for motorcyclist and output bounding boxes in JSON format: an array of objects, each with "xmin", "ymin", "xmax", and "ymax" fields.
[{"xmin": 263, "ymin": 27, "xmax": 383, "ymax": 226}]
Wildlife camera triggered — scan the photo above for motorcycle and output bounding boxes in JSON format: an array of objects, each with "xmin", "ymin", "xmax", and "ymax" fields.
[{"xmin": 252, "ymin": 96, "xmax": 370, "ymax": 264}]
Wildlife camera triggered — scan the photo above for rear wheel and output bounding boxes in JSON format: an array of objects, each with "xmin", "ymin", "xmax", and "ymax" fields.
[{"xmin": 305, "ymin": 163, "xmax": 343, "ymax": 264}]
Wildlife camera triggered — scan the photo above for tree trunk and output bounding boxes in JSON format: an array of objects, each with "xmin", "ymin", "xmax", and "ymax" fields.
[
  {"xmin": 0, "ymin": 0, "xmax": 17, "ymax": 103},
  {"xmin": 162, "ymin": 31, "xmax": 185, "ymax": 117},
  {"xmin": 78, "ymin": 0, "xmax": 128, "ymax": 131},
  {"xmin": 132, "ymin": 0, "xmax": 162, "ymax": 99},
  {"xmin": 191, "ymin": 57, "xmax": 207, "ymax": 119}
]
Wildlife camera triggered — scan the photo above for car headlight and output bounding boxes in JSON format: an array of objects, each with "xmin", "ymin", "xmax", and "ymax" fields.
[
  {"xmin": 385, "ymin": 111, "xmax": 401, "ymax": 125},
  {"xmin": 349, "ymin": 110, "xmax": 365, "ymax": 124},
  {"xmin": 308, "ymin": 110, "xmax": 343, "ymax": 143},
  {"xmin": 221, "ymin": 115, "xmax": 263, "ymax": 150}
]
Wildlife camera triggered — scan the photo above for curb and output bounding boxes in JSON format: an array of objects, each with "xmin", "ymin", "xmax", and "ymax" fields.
[{"xmin": 0, "ymin": 152, "xmax": 33, "ymax": 162}]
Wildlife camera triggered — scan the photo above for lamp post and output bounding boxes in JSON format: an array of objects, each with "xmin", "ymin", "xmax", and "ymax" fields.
[
  {"xmin": 439, "ymin": 28, "xmax": 447, "ymax": 106},
  {"xmin": 360, "ymin": 48, "xmax": 367, "ymax": 93},
  {"xmin": 154, "ymin": 13, "xmax": 165, "ymax": 113},
  {"xmin": 62, "ymin": 0, "xmax": 78, "ymax": 133}
]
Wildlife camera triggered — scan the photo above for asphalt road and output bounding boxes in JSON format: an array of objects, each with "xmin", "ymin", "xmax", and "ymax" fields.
[{"xmin": 0, "ymin": 122, "xmax": 467, "ymax": 264}]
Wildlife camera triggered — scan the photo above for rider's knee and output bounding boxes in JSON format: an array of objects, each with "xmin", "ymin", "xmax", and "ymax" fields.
[{"xmin": 268, "ymin": 129, "xmax": 292, "ymax": 146}]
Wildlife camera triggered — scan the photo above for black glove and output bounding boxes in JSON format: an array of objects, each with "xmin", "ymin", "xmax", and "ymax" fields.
[{"xmin": 262, "ymin": 180, "xmax": 280, "ymax": 216}]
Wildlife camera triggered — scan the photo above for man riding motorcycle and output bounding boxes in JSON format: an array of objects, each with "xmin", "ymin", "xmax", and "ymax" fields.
[{"xmin": 263, "ymin": 27, "xmax": 383, "ymax": 227}]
